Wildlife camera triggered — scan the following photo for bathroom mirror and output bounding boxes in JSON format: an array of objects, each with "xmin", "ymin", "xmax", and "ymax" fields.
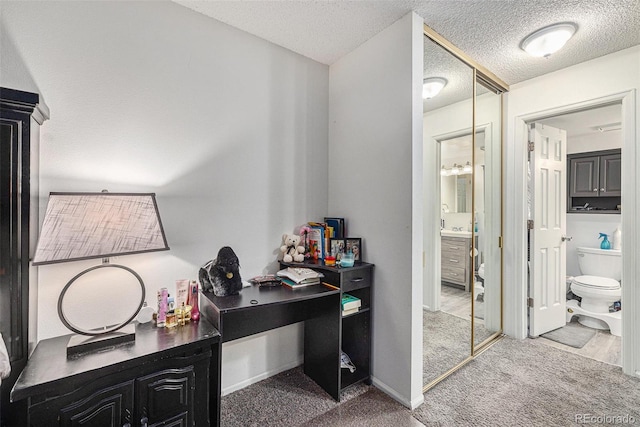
[
  {"xmin": 441, "ymin": 137, "xmax": 473, "ymax": 214},
  {"xmin": 423, "ymin": 24, "xmax": 508, "ymax": 391}
]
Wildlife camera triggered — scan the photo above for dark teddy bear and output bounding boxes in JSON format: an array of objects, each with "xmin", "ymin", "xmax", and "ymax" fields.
[{"xmin": 199, "ymin": 246, "xmax": 243, "ymax": 297}]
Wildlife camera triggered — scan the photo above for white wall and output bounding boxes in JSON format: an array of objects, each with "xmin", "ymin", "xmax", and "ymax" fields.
[
  {"xmin": 1, "ymin": 1, "xmax": 329, "ymax": 392},
  {"xmin": 567, "ymin": 129, "xmax": 622, "ymax": 154},
  {"xmin": 504, "ymin": 45, "xmax": 640, "ymax": 377},
  {"xmin": 328, "ymin": 12, "xmax": 424, "ymax": 409}
]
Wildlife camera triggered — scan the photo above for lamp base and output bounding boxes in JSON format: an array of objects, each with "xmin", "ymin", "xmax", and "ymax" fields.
[{"xmin": 66, "ymin": 323, "xmax": 136, "ymax": 357}]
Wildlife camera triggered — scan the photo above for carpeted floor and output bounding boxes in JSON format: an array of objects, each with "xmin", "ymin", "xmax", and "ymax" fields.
[
  {"xmin": 220, "ymin": 367, "xmax": 420, "ymax": 426},
  {"xmin": 423, "ymin": 309, "xmax": 495, "ymax": 384},
  {"xmin": 423, "ymin": 310, "xmax": 471, "ymax": 385},
  {"xmin": 413, "ymin": 336, "xmax": 640, "ymax": 426},
  {"xmin": 222, "ymin": 335, "xmax": 640, "ymax": 426}
]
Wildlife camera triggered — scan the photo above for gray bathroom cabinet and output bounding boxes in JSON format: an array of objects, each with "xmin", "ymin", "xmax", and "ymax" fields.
[{"xmin": 568, "ymin": 149, "xmax": 621, "ymax": 213}]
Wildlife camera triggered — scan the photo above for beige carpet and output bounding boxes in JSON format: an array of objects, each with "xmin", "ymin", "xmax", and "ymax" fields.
[
  {"xmin": 221, "ymin": 323, "xmax": 639, "ymax": 426},
  {"xmin": 414, "ymin": 336, "xmax": 640, "ymax": 426},
  {"xmin": 423, "ymin": 310, "xmax": 494, "ymax": 385}
]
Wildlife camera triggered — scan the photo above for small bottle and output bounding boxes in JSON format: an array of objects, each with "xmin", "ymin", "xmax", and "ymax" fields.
[
  {"xmin": 165, "ymin": 295, "xmax": 177, "ymax": 328},
  {"xmin": 157, "ymin": 288, "xmax": 168, "ymax": 327},
  {"xmin": 599, "ymin": 233, "xmax": 611, "ymax": 250},
  {"xmin": 176, "ymin": 302, "xmax": 185, "ymax": 326},
  {"xmin": 188, "ymin": 280, "xmax": 200, "ymax": 322},
  {"xmin": 613, "ymin": 227, "xmax": 622, "ymax": 250}
]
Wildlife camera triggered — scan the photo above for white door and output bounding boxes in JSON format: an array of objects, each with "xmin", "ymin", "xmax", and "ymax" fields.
[{"xmin": 529, "ymin": 123, "xmax": 568, "ymax": 337}]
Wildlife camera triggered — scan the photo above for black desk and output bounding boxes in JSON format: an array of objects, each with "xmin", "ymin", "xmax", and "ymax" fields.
[{"xmin": 200, "ymin": 283, "xmax": 342, "ymax": 412}]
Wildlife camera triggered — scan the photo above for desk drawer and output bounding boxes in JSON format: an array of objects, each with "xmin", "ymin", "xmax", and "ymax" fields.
[
  {"xmin": 442, "ymin": 265, "xmax": 466, "ymax": 284},
  {"xmin": 341, "ymin": 267, "xmax": 372, "ymax": 292}
]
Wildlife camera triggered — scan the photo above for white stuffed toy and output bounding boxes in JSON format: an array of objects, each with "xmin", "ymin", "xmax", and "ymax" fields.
[{"xmin": 281, "ymin": 234, "xmax": 305, "ymax": 263}]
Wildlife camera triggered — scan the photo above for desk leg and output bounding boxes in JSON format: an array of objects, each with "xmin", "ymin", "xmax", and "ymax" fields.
[{"xmin": 303, "ymin": 293, "xmax": 341, "ymax": 401}]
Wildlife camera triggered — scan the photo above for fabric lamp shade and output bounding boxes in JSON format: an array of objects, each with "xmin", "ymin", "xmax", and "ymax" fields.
[{"xmin": 33, "ymin": 192, "xmax": 169, "ymax": 265}]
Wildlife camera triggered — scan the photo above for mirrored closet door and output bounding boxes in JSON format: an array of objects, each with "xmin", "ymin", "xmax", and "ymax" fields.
[{"xmin": 422, "ymin": 25, "xmax": 508, "ymax": 391}]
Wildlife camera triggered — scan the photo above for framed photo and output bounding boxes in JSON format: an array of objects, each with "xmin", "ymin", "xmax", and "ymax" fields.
[
  {"xmin": 345, "ymin": 238, "xmax": 362, "ymax": 261},
  {"xmin": 328, "ymin": 238, "xmax": 346, "ymax": 257}
]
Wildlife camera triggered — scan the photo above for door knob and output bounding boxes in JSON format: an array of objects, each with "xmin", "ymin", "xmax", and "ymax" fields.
[{"xmin": 561, "ymin": 236, "xmax": 573, "ymax": 242}]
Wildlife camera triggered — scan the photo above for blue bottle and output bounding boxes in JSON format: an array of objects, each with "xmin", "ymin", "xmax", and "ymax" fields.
[{"xmin": 599, "ymin": 233, "xmax": 611, "ymax": 249}]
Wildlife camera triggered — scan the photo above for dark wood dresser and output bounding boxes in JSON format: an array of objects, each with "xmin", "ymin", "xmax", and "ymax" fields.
[{"xmin": 10, "ymin": 319, "xmax": 220, "ymax": 426}]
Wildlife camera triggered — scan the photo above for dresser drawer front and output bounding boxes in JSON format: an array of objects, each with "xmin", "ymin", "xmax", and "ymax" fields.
[
  {"xmin": 442, "ymin": 265, "xmax": 467, "ymax": 284},
  {"xmin": 441, "ymin": 253, "xmax": 466, "ymax": 267},
  {"xmin": 441, "ymin": 236, "xmax": 468, "ymax": 249}
]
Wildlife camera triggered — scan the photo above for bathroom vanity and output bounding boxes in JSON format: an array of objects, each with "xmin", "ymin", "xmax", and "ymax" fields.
[{"xmin": 441, "ymin": 232, "xmax": 473, "ymax": 291}]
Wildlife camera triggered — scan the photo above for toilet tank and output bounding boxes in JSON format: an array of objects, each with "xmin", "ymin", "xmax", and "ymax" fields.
[{"xmin": 576, "ymin": 247, "xmax": 622, "ymax": 280}]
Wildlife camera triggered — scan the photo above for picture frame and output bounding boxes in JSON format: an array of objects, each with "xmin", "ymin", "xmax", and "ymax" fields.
[
  {"xmin": 308, "ymin": 225, "xmax": 326, "ymax": 259},
  {"xmin": 345, "ymin": 238, "xmax": 362, "ymax": 261},
  {"xmin": 328, "ymin": 238, "xmax": 346, "ymax": 257}
]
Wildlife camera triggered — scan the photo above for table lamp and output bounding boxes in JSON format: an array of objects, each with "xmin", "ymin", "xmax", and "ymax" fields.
[{"xmin": 33, "ymin": 192, "xmax": 169, "ymax": 355}]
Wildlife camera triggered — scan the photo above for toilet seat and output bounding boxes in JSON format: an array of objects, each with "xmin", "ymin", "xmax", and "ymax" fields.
[{"xmin": 572, "ymin": 275, "xmax": 620, "ymax": 290}]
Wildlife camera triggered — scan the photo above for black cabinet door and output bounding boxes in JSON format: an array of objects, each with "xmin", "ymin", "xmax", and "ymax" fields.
[
  {"xmin": 600, "ymin": 153, "xmax": 621, "ymax": 196},
  {"xmin": 136, "ymin": 366, "xmax": 195, "ymax": 426},
  {"xmin": 29, "ymin": 380, "xmax": 135, "ymax": 427},
  {"xmin": 58, "ymin": 381, "xmax": 135, "ymax": 427},
  {"xmin": 569, "ymin": 156, "xmax": 599, "ymax": 197}
]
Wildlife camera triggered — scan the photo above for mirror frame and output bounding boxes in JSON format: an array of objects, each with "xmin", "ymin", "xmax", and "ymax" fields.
[{"xmin": 423, "ymin": 23, "xmax": 509, "ymax": 392}]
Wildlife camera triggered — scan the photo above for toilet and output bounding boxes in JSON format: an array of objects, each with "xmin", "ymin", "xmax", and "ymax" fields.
[{"xmin": 567, "ymin": 247, "xmax": 621, "ymax": 336}]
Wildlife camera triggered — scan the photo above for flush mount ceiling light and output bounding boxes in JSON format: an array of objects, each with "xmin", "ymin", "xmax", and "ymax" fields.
[
  {"xmin": 423, "ymin": 77, "xmax": 447, "ymax": 99},
  {"xmin": 521, "ymin": 23, "xmax": 577, "ymax": 58}
]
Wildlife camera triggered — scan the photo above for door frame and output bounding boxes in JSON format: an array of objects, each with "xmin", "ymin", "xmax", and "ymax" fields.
[{"xmin": 511, "ymin": 90, "xmax": 638, "ymax": 377}]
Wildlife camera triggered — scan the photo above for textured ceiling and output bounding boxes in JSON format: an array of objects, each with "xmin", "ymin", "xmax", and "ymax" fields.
[{"xmin": 174, "ymin": 0, "xmax": 640, "ymax": 86}]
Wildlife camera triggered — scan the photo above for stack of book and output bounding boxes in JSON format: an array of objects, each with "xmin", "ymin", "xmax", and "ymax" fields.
[
  {"xmin": 277, "ymin": 267, "xmax": 323, "ymax": 289},
  {"xmin": 341, "ymin": 293, "xmax": 361, "ymax": 316},
  {"xmin": 249, "ymin": 275, "xmax": 282, "ymax": 287}
]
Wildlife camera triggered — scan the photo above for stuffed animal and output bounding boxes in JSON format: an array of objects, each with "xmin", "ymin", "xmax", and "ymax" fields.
[
  {"xmin": 199, "ymin": 246, "xmax": 243, "ymax": 296},
  {"xmin": 280, "ymin": 234, "xmax": 305, "ymax": 263}
]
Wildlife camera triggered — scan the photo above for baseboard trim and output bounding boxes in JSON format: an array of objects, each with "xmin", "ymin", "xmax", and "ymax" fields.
[
  {"xmin": 221, "ymin": 358, "xmax": 303, "ymax": 396},
  {"xmin": 371, "ymin": 376, "xmax": 424, "ymax": 409}
]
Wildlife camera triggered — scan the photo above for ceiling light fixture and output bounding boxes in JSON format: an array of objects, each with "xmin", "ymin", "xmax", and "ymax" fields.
[
  {"xmin": 520, "ymin": 23, "xmax": 577, "ymax": 58},
  {"xmin": 440, "ymin": 165, "xmax": 449, "ymax": 176},
  {"xmin": 463, "ymin": 161, "xmax": 473, "ymax": 173},
  {"xmin": 423, "ymin": 77, "xmax": 448, "ymax": 99}
]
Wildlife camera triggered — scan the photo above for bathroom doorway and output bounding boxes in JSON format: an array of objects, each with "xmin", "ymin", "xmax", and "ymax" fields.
[{"xmin": 527, "ymin": 102, "xmax": 623, "ymax": 366}]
